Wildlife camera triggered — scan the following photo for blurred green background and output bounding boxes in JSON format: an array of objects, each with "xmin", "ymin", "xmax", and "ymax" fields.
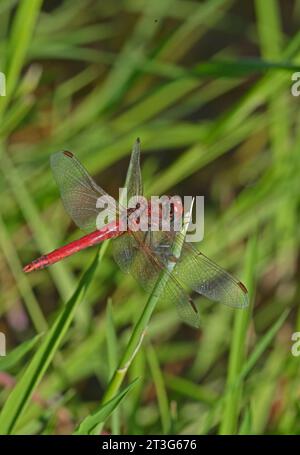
[{"xmin": 0, "ymin": 0, "xmax": 300, "ymax": 435}]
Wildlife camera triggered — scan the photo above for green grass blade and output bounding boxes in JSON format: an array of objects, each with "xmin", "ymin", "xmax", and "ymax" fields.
[
  {"xmin": 74, "ymin": 378, "xmax": 138, "ymax": 435},
  {"xmin": 146, "ymin": 343, "xmax": 171, "ymax": 434},
  {"xmin": 165, "ymin": 374, "xmax": 217, "ymax": 405},
  {"xmin": 0, "ymin": 213, "xmax": 47, "ymax": 332},
  {"xmin": 106, "ymin": 300, "xmax": 120, "ymax": 434},
  {"xmin": 0, "ymin": 0, "xmax": 42, "ymax": 117},
  {"xmin": 238, "ymin": 406, "xmax": 252, "ymax": 435},
  {"xmin": 219, "ymin": 234, "xmax": 257, "ymax": 434},
  {"xmin": 239, "ymin": 310, "xmax": 290, "ymax": 380},
  {"xmin": 194, "ymin": 58, "xmax": 300, "ymax": 77},
  {"xmin": 100, "ymin": 201, "xmax": 193, "ymax": 406},
  {"xmin": 0, "ymin": 150, "xmax": 75, "ymax": 302},
  {"xmin": 221, "ymin": 309, "xmax": 290, "ymax": 402},
  {"xmin": 0, "ymin": 247, "xmax": 101, "ymax": 434},
  {"xmin": 0, "ymin": 334, "xmax": 42, "ymax": 372},
  {"xmin": 255, "ymin": 0, "xmax": 296, "ymax": 283},
  {"xmin": 61, "ymin": 0, "xmax": 174, "ymax": 134}
]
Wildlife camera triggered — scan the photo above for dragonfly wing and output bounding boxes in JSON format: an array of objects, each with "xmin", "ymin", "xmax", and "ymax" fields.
[
  {"xmin": 172, "ymin": 237, "xmax": 249, "ymax": 309},
  {"xmin": 51, "ymin": 151, "xmax": 115, "ymax": 232},
  {"xmin": 164, "ymin": 284, "xmax": 201, "ymax": 328},
  {"xmin": 113, "ymin": 231, "xmax": 200, "ymax": 327},
  {"xmin": 122, "ymin": 138, "xmax": 143, "ymax": 203},
  {"xmin": 112, "ymin": 231, "xmax": 156, "ymax": 285},
  {"xmin": 112, "ymin": 233, "xmax": 140, "ymax": 275}
]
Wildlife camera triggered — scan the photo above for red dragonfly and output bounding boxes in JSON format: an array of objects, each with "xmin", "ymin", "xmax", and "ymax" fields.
[{"xmin": 23, "ymin": 139, "xmax": 248, "ymax": 327}]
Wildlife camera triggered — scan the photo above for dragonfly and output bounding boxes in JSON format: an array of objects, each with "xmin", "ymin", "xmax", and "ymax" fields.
[{"xmin": 23, "ymin": 139, "xmax": 248, "ymax": 327}]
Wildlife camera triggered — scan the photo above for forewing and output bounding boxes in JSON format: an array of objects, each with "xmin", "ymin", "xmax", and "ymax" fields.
[
  {"xmin": 51, "ymin": 151, "xmax": 113, "ymax": 232},
  {"xmin": 122, "ymin": 139, "xmax": 143, "ymax": 203}
]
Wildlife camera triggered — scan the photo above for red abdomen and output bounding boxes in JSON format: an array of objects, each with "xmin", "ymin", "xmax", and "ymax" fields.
[{"xmin": 23, "ymin": 222, "xmax": 121, "ymax": 272}]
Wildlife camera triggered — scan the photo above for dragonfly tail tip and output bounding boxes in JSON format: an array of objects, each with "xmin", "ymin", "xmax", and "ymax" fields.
[
  {"xmin": 23, "ymin": 263, "xmax": 34, "ymax": 273},
  {"xmin": 23, "ymin": 255, "xmax": 49, "ymax": 273}
]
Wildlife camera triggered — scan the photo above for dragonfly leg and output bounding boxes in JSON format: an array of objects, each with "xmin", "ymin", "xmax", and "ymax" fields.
[
  {"xmin": 154, "ymin": 243, "xmax": 178, "ymax": 263},
  {"xmin": 189, "ymin": 297, "xmax": 198, "ymax": 314}
]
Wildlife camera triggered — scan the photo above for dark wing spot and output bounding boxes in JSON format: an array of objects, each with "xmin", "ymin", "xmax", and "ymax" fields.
[
  {"xmin": 63, "ymin": 150, "xmax": 74, "ymax": 158},
  {"xmin": 189, "ymin": 297, "xmax": 198, "ymax": 314},
  {"xmin": 238, "ymin": 281, "xmax": 248, "ymax": 294}
]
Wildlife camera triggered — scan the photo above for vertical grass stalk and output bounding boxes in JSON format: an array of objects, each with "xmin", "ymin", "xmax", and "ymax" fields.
[
  {"xmin": 219, "ymin": 234, "xmax": 257, "ymax": 434},
  {"xmin": 101, "ymin": 200, "xmax": 194, "ymax": 405}
]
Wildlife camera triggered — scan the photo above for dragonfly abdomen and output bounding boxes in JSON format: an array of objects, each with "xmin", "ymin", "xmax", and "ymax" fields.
[{"xmin": 23, "ymin": 222, "xmax": 121, "ymax": 272}]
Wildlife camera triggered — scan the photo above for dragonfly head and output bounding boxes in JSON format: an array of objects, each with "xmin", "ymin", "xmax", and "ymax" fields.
[
  {"xmin": 171, "ymin": 197, "xmax": 183, "ymax": 220},
  {"xmin": 127, "ymin": 196, "xmax": 183, "ymax": 231},
  {"xmin": 162, "ymin": 195, "xmax": 183, "ymax": 223},
  {"xmin": 149, "ymin": 196, "xmax": 183, "ymax": 225}
]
